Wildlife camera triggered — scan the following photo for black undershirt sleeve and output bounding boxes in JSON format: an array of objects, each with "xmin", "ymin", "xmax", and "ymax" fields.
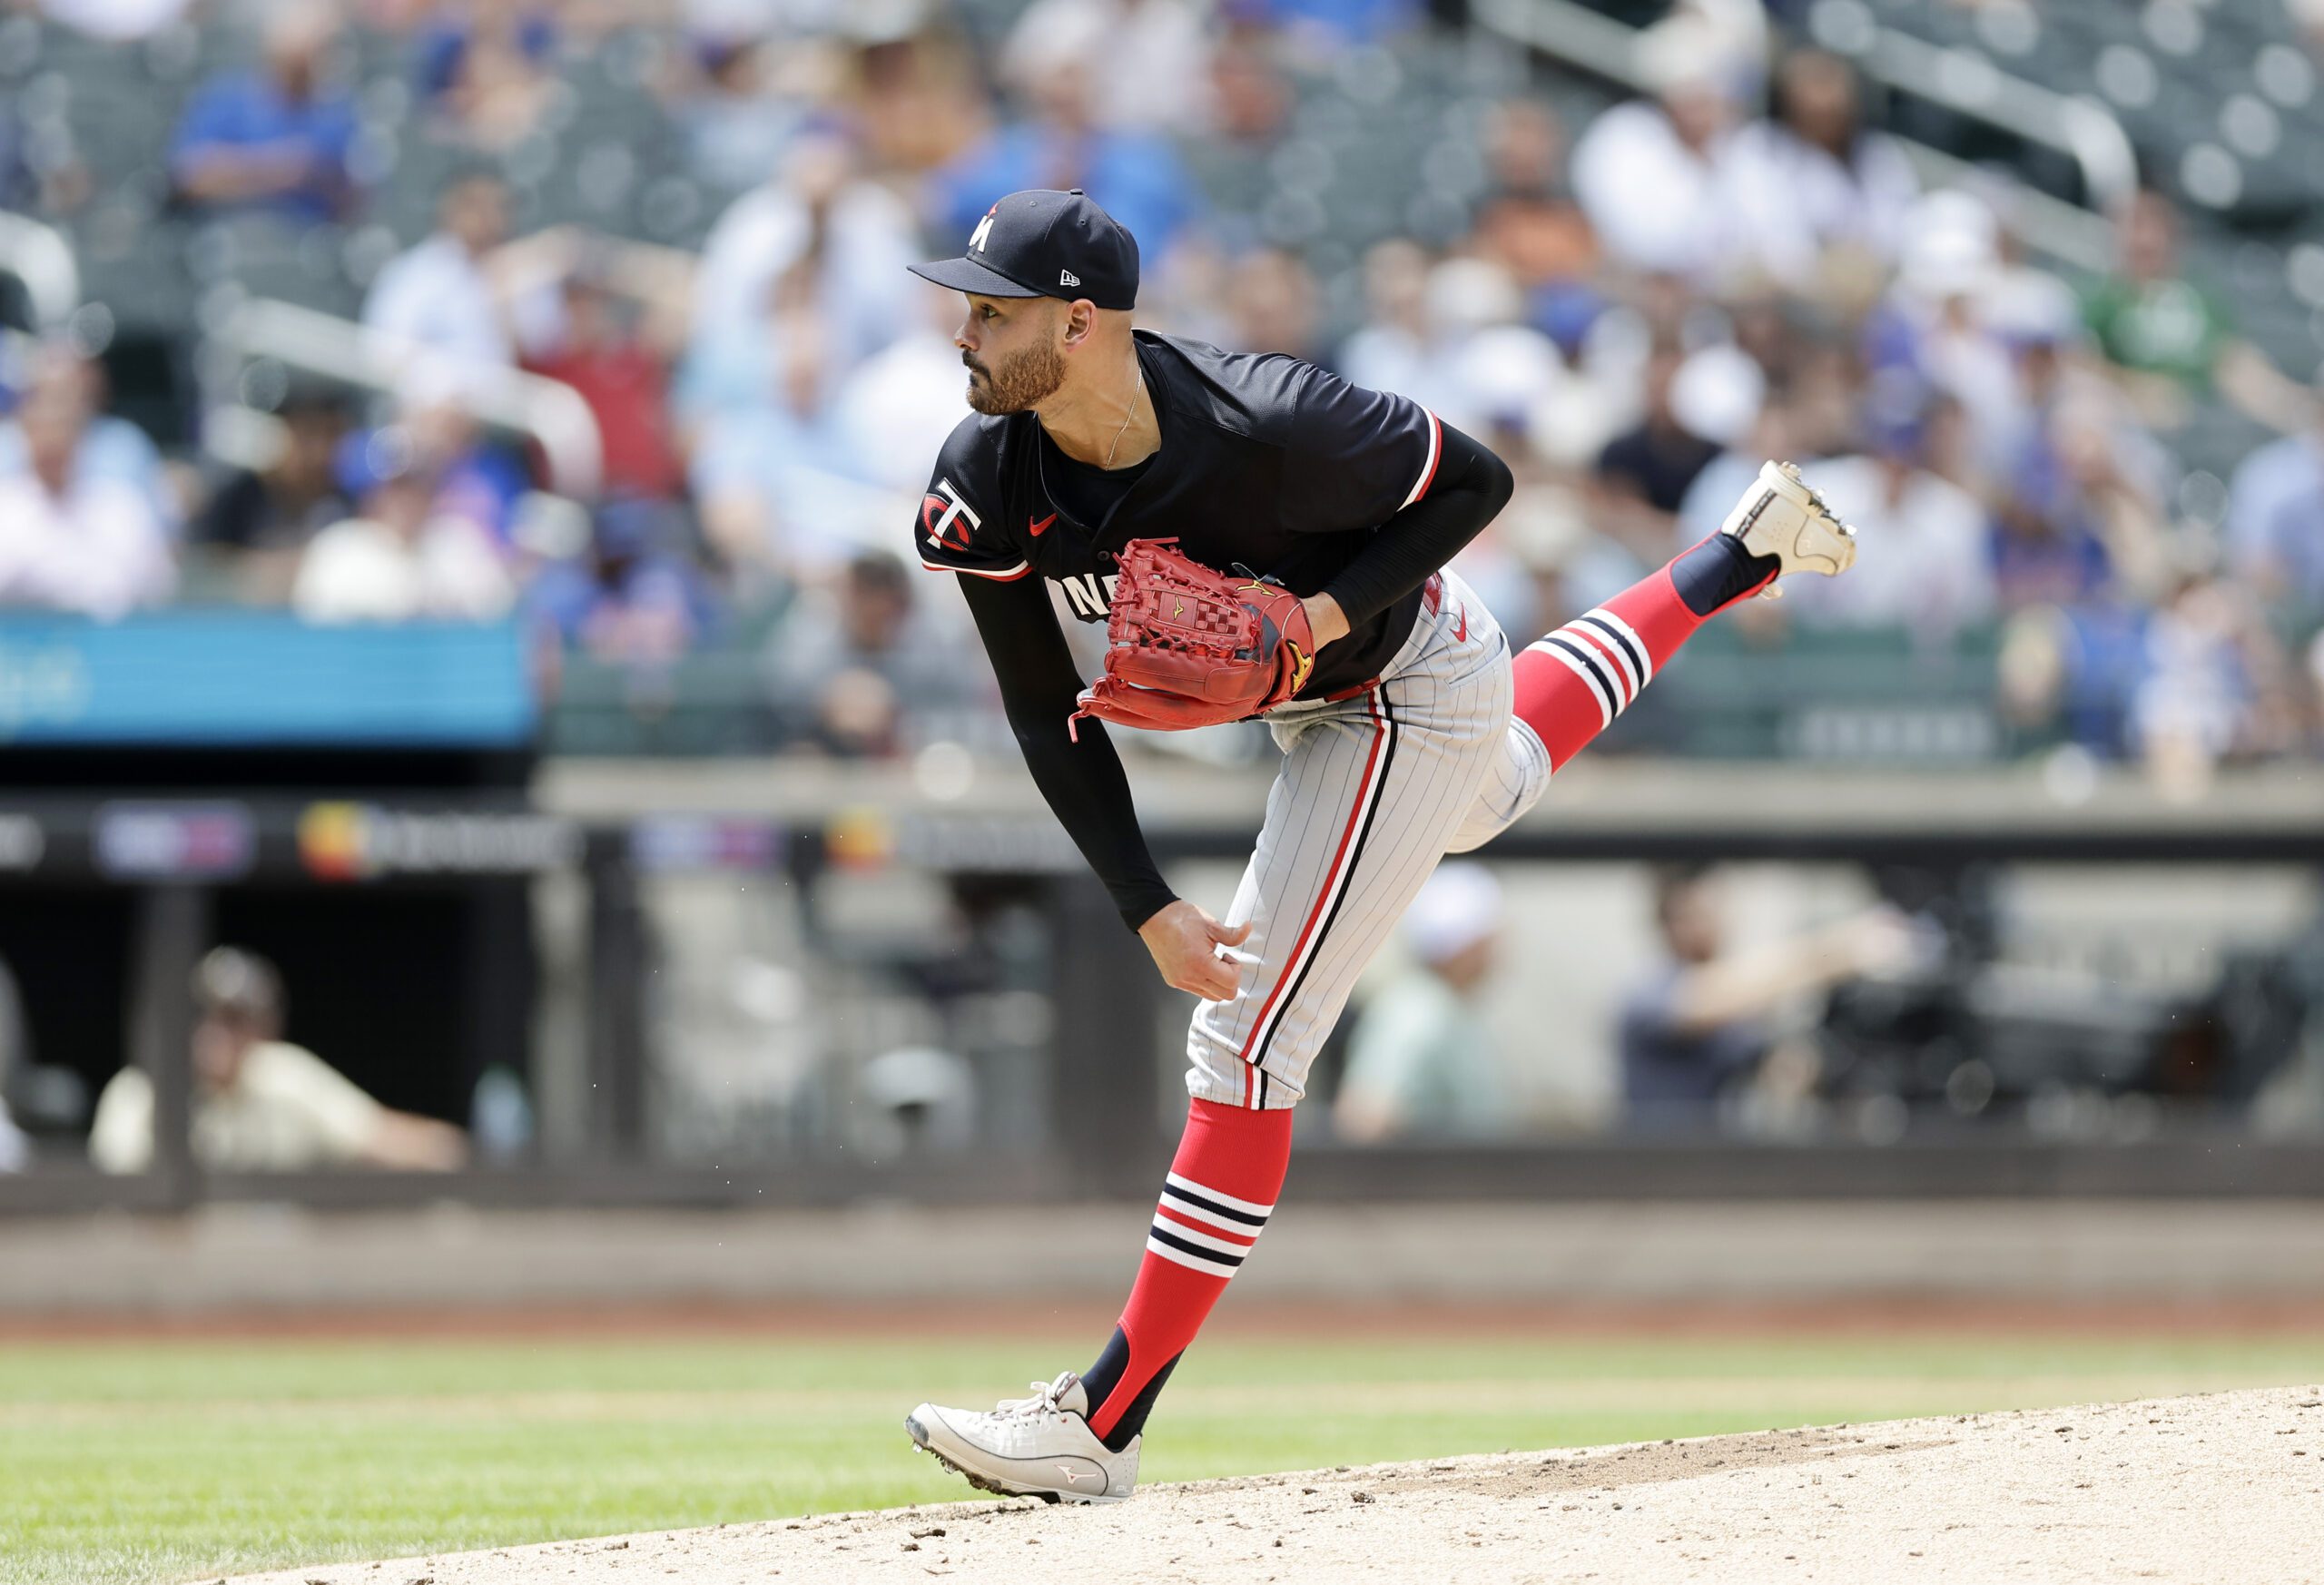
[
  {"xmin": 957, "ymin": 571, "xmax": 1178, "ymax": 931},
  {"xmin": 1317, "ymin": 421, "xmax": 1515, "ymax": 629}
]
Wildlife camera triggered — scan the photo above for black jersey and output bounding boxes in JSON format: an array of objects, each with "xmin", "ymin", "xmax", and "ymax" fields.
[{"xmin": 912, "ymin": 330, "xmax": 1444, "ymax": 700}]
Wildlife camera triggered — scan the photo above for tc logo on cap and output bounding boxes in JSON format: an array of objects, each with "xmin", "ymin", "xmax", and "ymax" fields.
[{"xmin": 969, "ymin": 206, "xmax": 998, "ymax": 253}]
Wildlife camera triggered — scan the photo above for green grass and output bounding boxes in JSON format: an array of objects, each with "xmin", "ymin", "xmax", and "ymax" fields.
[{"xmin": 4, "ymin": 1325, "xmax": 2319, "ymax": 1585}]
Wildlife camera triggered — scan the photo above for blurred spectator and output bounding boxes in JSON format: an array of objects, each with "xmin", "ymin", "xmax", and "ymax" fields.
[
  {"xmin": 1782, "ymin": 381, "xmax": 1996, "ymax": 641},
  {"xmin": 689, "ymin": 126, "xmax": 921, "ymax": 395},
  {"xmin": 1620, "ymin": 865, "xmax": 1910, "ymax": 1128},
  {"xmin": 1992, "ymin": 394, "xmax": 2171, "ymax": 613},
  {"xmin": 1719, "ymin": 49, "xmax": 1915, "ymax": 293},
  {"xmin": 419, "ymin": 0, "xmax": 559, "ymax": 151},
  {"xmin": 190, "ymin": 386, "xmax": 355, "ymax": 601},
  {"xmin": 291, "ymin": 423, "xmax": 514, "ymax": 622},
  {"xmin": 2134, "ymin": 562, "xmax": 2299, "ymax": 800},
  {"xmin": 0, "ymin": 349, "xmax": 174, "ymax": 617},
  {"xmin": 1225, "ymin": 247, "xmax": 1324, "ymax": 361},
  {"xmin": 671, "ymin": 27, "xmax": 809, "ymax": 193},
  {"xmin": 1341, "ymin": 253, "xmax": 1564, "ymax": 442},
  {"xmin": 691, "ymin": 297, "xmax": 877, "ymax": 584},
  {"xmin": 89, "ymin": 947, "xmax": 466, "ymax": 1174},
  {"xmin": 926, "ymin": 49, "xmax": 1199, "ymax": 270},
  {"xmin": 1468, "ymin": 97, "xmax": 1600, "ymax": 320},
  {"xmin": 2226, "ymin": 402, "xmax": 2324, "ymax": 613},
  {"xmin": 1335, "ymin": 862, "xmax": 1510, "ymax": 1142},
  {"xmin": 168, "ymin": 2, "xmax": 358, "ymax": 224},
  {"xmin": 763, "ymin": 549, "xmax": 980, "ymax": 756},
  {"xmin": 1593, "ymin": 340, "xmax": 1723, "ymax": 555},
  {"xmin": 1570, "ymin": 17, "xmax": 1748, "ymax": 283},
  {"xmin": 834, "ymin": 283, "xmax": 988, "ymax": 497},
  {"xmin": 521, "ymin": 251, "xmax": 688, "ymax": 502},
  {"xmin": 362, "ymin": 170, "xmax": 561, "ymax": 370},
  {"xmin": 2083, "ymin": 189, "xmax": 2316, "ymax": 437},
  {"xmin": 0, "ymin": 344, "xmax": 177, "ymax": 534},
  {"xmin": 525, "ymin": 500, "xmax": 715, "ymax": 663},
  {"xmin": 1000, "ymin": 0, "xmax": 1216, "ymax": 137}
]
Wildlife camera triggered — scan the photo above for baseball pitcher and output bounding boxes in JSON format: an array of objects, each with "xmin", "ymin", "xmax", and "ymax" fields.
[{"xmin": 900, "ymin": 190, "xmax": 1856, "ymax": 1502}]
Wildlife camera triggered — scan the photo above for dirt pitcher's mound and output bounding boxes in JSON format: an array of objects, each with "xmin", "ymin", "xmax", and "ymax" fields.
[{"xmin": 229, "ymin": 1387, "xmax": 2323, "ymax": 1585}]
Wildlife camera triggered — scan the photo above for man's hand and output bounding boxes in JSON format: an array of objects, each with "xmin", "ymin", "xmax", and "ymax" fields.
[
  {"xmin": 1137, "ymin": 899, "xmax": 1251, "ymax": 1001},
  {"xmin": 1301, "ymin": 591, "xmax": 1351, "ymax": 649}
]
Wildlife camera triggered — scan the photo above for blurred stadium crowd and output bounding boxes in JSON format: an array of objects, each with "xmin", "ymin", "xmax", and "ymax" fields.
[{"xmin": 1, "ymin": 0, "xmax": 2323, "ymax": 784}]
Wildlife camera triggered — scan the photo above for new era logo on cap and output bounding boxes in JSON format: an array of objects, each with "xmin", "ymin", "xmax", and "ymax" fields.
[{"xmin": 908, "ymin": 189, "xmax": 1139, "ymax": 310}]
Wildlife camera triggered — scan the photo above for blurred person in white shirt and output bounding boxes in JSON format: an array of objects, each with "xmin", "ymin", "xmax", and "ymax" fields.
[
  {"xmin": 1340, "ymin": 255, "xmax": 1564, "ymax": 441},
  {"xmin": 687, "ymin": 124, "xmax": 919, "ymax": 392},
  {"xmin": 1779, "ymin": 377, "xmax": 1996, "ymax": 642},
  {"xmin": 89, "ymin": 947, "xmax": 466, "ymax": 1175},
  {"xmin": 292, "ymin": 423, "xmax": 513, "ymax": 623},
  {"xmin": 1000, "ymin": 0, "xmax": 1215, "ymax": 137},
  {"xmin": 1570, "ymin": 16, "xmax": 1748, "ymax": 284},
  {"xmin": 1718, "ymin": 49, "xmax": 1916, "ymax": 292},
  {"xmin": 0, "ymin": 349, "xmax": 174, "ymax": 618},
  {"xmin": 362, "ymin": 169, "xmax": 562, "ymax": 372}
]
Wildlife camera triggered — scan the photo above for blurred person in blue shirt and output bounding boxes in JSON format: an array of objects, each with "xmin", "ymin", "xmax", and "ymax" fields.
[
  {"xmin": 926, "ymin": 54, "xmax": 1197, "ymax": 271},
  {"xmin": 524, "ymin": 499, "xmax": 716, "ymax": 665},
  {"xmin": 168, "ymin": 2, "xmax": 358, "ymax": 224},
  {"xmin": 416, "ymin": 0, "xmax": 559, "ymax": 152},
  {"xmin": 2227, "ymin": 403, "xmax": 2324, "ymax": 616}
]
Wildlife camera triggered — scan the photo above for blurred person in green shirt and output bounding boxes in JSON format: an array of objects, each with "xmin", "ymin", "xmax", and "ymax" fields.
[
  {"xmin": 2083, "ymin": 188, "xmax": 2314, "ymax": 436},
  {"xmin": 1334, "ymin": 862, "xmax": 1510, "ymax": 1142}
]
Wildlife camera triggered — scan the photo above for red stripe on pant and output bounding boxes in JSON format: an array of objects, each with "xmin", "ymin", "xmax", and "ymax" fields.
[{"xmin": 1233, "ymin": 690, "xmax": 1388, "ymax": 1105}]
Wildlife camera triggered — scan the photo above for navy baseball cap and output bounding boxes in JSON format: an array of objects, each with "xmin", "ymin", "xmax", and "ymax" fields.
[{"xmin": 910, "ymin": 188, "xmax": 1138, "ymax": 310}]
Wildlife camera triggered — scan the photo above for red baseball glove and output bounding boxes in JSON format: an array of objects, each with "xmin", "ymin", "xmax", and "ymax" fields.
[{"xmin": 1068, "ymin": 538, "xmax": 1319, "ymax": 736}]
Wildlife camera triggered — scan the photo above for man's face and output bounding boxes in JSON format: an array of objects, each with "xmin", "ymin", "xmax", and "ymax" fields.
[
  {"xmin": 444, "ymin": 178, "xmax": 507, "ymax": 255},
  {"xmin": 1662, "ymin": 879, "xmax": 1725, "ymax": 964},
  {"xmin": 18, "ymin": 377, "xmax": 89, "ymax": 489},
  {"xmin": 192, "ymin": 1011, "xmax": 261, "ymax": 1093},
  {"xmin": 956, "ymin": 294, "xmax": 1066, "ymax": 415}
]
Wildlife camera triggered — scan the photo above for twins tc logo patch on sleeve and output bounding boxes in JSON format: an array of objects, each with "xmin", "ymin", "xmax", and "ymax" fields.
[{"xmin": 921, "ymin": 478, "xmax": 981, "ymax": 554}]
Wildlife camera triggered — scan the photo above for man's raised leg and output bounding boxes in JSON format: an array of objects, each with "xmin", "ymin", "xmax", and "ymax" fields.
[{"xmin": 1452, "ymin": 460, "xmax": 1857, "ymax": 852}]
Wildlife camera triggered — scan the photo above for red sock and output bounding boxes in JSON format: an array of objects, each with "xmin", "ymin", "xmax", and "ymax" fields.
[
  {"xmin": 1080, "ymin": 1098, "xmax": 1293, "ymax": 1447},
  {"xmin": 1514, "ymin": 536, "xmax": 1773, "ymax": 770}
]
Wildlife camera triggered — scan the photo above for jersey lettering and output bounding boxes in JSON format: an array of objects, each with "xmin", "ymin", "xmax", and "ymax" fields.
[
  {"xmin": 921, "ymin": 478, "xmax": 982, "ymax": 555},
  {"xmin": 1054, "ymin": 572, "xmax": 1120, "ymax": 619}
]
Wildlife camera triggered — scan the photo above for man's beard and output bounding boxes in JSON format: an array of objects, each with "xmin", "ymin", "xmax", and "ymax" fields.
[{"xmin": 964, "ymin": 339, "xmax": 1065, "ymax": 415}]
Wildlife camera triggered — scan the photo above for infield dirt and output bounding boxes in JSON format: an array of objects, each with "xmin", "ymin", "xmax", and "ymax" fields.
[{"xmin": 224, "ymin": 1385, "xmax": 2322, "ymax": 1585}]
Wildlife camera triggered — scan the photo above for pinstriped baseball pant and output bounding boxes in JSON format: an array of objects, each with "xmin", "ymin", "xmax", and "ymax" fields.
[{"xmin": 1186, "ymin": 568, "xmax": 1551, "ymax": 1110}]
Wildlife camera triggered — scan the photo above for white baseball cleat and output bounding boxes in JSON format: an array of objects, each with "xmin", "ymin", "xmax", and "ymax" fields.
[
  {"xmin": 1720, "ymin": 459, "xmax": 1857, "ymax": 595},
  {"xmin": 905, "ymin": 1371, "xmax": 1140, "ymax": 1504}
]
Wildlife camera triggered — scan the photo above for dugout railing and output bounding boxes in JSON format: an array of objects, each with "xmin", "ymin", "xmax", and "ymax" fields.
[{"xmin": 3, "ymin": 757, "xmax": 2323, "ymax": 1216}]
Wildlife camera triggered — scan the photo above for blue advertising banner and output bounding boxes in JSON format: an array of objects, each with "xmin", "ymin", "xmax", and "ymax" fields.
[{"xmin": 0, "ymin": 615, "xmax": 535, "ymax": 746}]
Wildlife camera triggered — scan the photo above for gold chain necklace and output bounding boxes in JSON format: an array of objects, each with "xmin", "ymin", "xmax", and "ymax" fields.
[{"xmin": 1102, "ymin": 367, "xmax": 1145, "ymax": 470}]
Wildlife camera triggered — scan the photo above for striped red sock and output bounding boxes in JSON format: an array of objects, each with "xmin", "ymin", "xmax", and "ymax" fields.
[
  {"xmin": 1079, "ymin": 1098, "xmax": 1293, "ymax": 1447},
  {"xmin": 1513, "ymin": 536, "xmax": 1774, "ymax": 770}
]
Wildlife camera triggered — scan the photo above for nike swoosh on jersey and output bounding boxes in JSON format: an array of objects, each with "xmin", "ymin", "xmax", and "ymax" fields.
[{"xmin": 1029, "ymin": 512, "xmax": 1058, "ymax": 537}]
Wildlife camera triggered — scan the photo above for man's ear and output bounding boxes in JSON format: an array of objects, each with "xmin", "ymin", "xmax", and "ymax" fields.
[{"xmin": 1060, "ymin": 300, "xmax": 1097, "ymax": 346}]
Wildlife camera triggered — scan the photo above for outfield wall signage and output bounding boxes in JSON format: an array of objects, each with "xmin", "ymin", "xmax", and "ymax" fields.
[{"xmin": 298, "ymin": 803, "xmax": 582, "ymax": 881}]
